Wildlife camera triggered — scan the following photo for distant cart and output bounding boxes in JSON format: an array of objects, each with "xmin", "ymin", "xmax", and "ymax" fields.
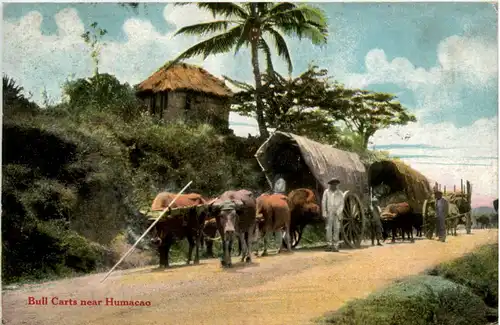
[
  {"xmin": 369, "ymin": 159, "xmax": 434, "ymax": 225},
  {"xmin": 422, "ymin": 180, "xmax": 473, "ymax": 237}
]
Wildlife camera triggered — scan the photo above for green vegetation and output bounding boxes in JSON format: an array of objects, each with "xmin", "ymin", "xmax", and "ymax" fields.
[
  {"xmin": 318, "ymin": 244, "xmax": 499, "ymax": 325},
  {"xmin": 226, "ymin": 65, "xmax": 416, "ymax": 149},
  {"xmin": 3, "ymin": 7, "xmax": 413, "ymax": 285},
  {"xmin": 2, "ymin": 75, "xmax": 264, "ymax": 285},
  {"xmin": 428, "ymin": 243, "xmax": 498, "ymax": 308}
]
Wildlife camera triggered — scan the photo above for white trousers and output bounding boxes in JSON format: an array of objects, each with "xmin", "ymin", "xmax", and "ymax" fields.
[{"xmin": 325, "ymin": 214, "xmax": 341, "ymax": 249}]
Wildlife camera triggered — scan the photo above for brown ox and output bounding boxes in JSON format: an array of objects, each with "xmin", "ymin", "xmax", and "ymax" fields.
[
  {"xmin": 380, "ymin": 202, "xmax": 415, "ymax": 243},
  {"xmin": 210, "ymin": 190, "xmax": 257, "ymax": 268},
  {"xmin": 255, "ymin": 193, "xmax": 292, "ymax": 256},
  {"xmin": 200, "ymin": 197, "xmax": 221, "ymax": 258},
  {"xmin": 149, "ymin": 192, "xmax": 207, "ymax": 268},
  {"xmin": 281, "ymin": 188, "xmax": 321, "ymax": 248}
]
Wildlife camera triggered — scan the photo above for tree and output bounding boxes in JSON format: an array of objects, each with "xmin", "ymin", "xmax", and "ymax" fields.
[
  {"xmin": 226, "ymin": 64, "xmax": 416, "ymax": 149},
  {"xmin": 2, "ymin": 75, "xmax": 39, "ymax": 116},
  {"xmin": 170, "ymin": 3, "xmax": 329, "ymax": 139},
  {"xmin": 326, "ymin": 87, "xmax": 417, "ymax": 149},
  {"xmin": 81, "ymin": 22, "xmax": 108, "ymax": 76},
  {"xmin": 225, "ymin": 65, "xmax": 340, "ymax": 144}
]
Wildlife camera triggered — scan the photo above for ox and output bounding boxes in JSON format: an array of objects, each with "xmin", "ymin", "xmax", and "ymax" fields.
[
  {"xmin": 281, "ymin": 188, "xmax": 321, "ymax": 248},
  {"xmin": 149, "ymin": 192, "xmax": 207, "ymax": 268},
  {"xmin": 413, "ymin": 213, "xmax": 423, "ymax": 237},
  {"xmin": 255, "ymin": 193, "xmax": 292, "ymax": 256},
  {"xmin": 209, "ymin": 190, "xmax": 257, "ymax": 268},
  {"xmin": 380, "ymin": 202, "xmax": 415, "ymax": 243},
  {"xmin": 201, "ymin": 217, "xmax": 218, "ymax": 258}
]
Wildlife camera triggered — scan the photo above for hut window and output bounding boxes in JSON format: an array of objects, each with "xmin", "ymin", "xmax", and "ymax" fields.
[{"xmin": 185, "ymin": 93, "xmax": 192, "ymax": 110}]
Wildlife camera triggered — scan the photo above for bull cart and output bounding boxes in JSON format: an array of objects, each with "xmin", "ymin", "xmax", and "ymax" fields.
[
  {"xmin": 422, "ymin": 180, "xmax": 473, "ymax": 238},
  {"xmin": 255, "ymin": 132, "xmax": 369, "ymax": 249},
  {"xmin": 368, "ymin": 160, "xmax": 434, "ymax": 235}
]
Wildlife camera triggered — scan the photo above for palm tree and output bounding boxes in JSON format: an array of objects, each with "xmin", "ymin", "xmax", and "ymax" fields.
[{"xmin": 170, "ymin": 3, "xmax": 329, "ymax": 139}]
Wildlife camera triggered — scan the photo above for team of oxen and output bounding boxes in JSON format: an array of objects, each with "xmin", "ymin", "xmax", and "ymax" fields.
[{"xmin": 147, "ymin": 189, "xmax": 424, "ymax": 268}]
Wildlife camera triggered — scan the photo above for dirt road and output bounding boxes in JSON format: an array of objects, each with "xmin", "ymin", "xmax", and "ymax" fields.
[{"xmin": 3, "ymin": 229, "xmax": 498, "ymax": 325}]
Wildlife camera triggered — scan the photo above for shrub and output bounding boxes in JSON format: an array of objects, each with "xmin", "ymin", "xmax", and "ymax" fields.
[
  {"xmin": 319, "ymin": 275, "xmax": 491, "ymax": 325},
  {"xmin": 428, "ymin": 243, "xmax": 498, "ymax": 308}
]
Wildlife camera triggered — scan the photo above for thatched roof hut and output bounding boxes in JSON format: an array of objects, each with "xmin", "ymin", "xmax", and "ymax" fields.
[
  {"xmin": 136, "ymin": 62, "xmax": 233, "ymax": 98},
  {"xmin": 135, "ymin": 62, "xmax": 233, "ymax": 130},
  {"xmin": 368, "ymin": 160, "xmax": 433, "ymax": 213}
]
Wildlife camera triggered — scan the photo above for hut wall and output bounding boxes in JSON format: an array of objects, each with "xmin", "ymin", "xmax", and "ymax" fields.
[
  {"xmin": 161, "ymin": 91, "xmax": 185, "ymax": 120},
  {"xmin": 187, "ymin": 93, "xmax": 230, "ymax": 130},
  {"xmin": 162, "ymin": 91, "xmax": 229, "ymax": 130},
  {"xmin": 140, "ymin": 91, "xmax": 230, "ymax": 131}
]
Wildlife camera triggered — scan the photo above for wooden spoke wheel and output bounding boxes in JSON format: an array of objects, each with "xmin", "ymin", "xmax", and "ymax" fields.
[
  {"xmin": 422, "ymin": 199, "xmax": 436, "ymax": 239},
  {"xmin": 341, "ymin": 192, "xmax": 365, "ymax": 248}
]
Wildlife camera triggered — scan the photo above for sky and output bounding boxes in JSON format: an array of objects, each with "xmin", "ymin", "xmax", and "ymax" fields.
[{"xmin": 3, "ymin": 2, "xmax": 499, "ymax": 208}]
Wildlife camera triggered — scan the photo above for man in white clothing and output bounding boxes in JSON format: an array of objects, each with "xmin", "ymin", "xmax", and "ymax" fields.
[
  {"xmin": 435, "ymin": 190, "xmax": 449, "ymax": 242},
  {"xmin": 321, "ymin": 178, "xmax": 345, "ymax": 252}
]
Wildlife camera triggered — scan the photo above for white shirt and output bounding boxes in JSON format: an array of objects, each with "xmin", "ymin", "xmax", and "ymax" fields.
[{"xmin": 321, "ymin": 188, "xmax": 345, "ymax": 218}]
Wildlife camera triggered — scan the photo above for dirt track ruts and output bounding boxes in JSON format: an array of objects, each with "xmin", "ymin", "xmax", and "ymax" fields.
[{"xmin": 2, "ymin": 229, "xmax": 498, "ymax": 325}]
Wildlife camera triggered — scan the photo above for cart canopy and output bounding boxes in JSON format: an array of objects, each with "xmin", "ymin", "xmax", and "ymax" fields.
[
  {"xmin": 255, "ymin": 132, "xmax": 368, "ymax": 199},
  {"xmin": 368, "ymin": 160, "xmax": 432, "ymax": 213}
]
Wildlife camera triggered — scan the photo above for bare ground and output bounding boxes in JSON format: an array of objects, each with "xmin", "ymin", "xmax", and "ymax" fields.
[{"xmin": 2, "ymin": 229, "xmax": 498, "ymax": 325}]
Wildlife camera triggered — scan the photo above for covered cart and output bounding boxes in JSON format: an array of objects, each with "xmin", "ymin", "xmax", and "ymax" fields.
[
  {"xmin": 255, "ymin": 131, "xmax": 369, "ymax": 248},
  {"xmin": 423, "ymin": 180, "xmax": 473, "ymax": 237},
  {"xmin": 368, "ymin": 159, "xmax": 433, "ymax": 217}
]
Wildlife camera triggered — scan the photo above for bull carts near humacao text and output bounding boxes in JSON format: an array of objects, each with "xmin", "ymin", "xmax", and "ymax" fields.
[{"xmin": 422, "ymin": 180, "xmax": 473, "ymax": 238}]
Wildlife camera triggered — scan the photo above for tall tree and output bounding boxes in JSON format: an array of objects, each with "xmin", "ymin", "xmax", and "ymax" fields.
[
  {"xmin": 169, "ymin": 3, "xmax": 329, "ymax": 139},
  {"xmin": 81, "ymin": 22, "xmax": 108, "ymax": 76},
  {"xmin": 227, "ymin": 64, "xmax": 416, "ymax": 149},
  {"xmin": 225, "ymin": 65, "xmax": 340, "ymax": 144},
  {"xmin": 327, "ymin": 87, "xmax": 417, "ymax": 149}
]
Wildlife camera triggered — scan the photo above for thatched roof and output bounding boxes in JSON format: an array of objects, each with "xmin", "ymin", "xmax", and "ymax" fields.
[
  {"xmin": 255, "ymin": 132, "xmax": 368, "ymax": 197},
  {"xmin": 136, "ymin": 62, "xmax": 233, "ymax": 98},
  {"xmin": 368, "ymin": 160, "xmax": 433, "ymax": 212}
]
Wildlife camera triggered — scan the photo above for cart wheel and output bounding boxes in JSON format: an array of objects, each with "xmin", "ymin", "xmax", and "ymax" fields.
[
  {"xmin": 341, "ymin": 192, "xmax": 365, "ymax": 248},
  {"xmin": 422, "ymin": 199, "xmax": 435, "ymax": 239}
]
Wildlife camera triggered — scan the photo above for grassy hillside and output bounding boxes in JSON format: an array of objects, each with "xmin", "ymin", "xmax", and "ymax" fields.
[
  {"xmin": 319, "ymin": 243, "xmax": 499, "ymax": 325},
  {"xmin": 2, "ymin": 76, "xmax": 266, "ymax": 283}
]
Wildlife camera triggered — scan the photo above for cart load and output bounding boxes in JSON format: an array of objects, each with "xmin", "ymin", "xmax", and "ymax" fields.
[{"xmin": 369, "ymin": 159, "xmax": 432, "ymax": 214}]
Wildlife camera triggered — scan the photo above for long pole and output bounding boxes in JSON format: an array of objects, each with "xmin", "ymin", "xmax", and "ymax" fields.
[{"xmin": 100, "ymin": 181, "xmax": 193, "ymax": 283}]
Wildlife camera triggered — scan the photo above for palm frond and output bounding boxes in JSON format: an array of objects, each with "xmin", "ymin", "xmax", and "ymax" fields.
[
  {"xmin": 234, "ymin": 19, "xmax": 252, "ymax": 55},
  {"xmin": 264, "ymin": 8, "xmax": 308, "ymax": 25},
  {"xmin": 295, "ymin": 5, "xmax": 329, "ymax": 27},
  {"xmin": 196, "ymin": 3, "xmax": 248, "ymax": 19},
  {"xmin": 223, "ymin": 75, "xmax": 255, "ymax": 91},
  {"xmin": 276, "ymin": 22, "xmax": 328, "ymax": 45},
  {"xmin": 256, "ymin": 3, "xmax": 271, "ymax": 16},
  {"xmin": 268, "ymin": 3, "xmax": 297, "ymax": 15},
  {"xmin": 266, "ymin": 28, "xmax": 292, "ymax": 73},
  {"xmin": 174, "ymin": 21, "xmax": 235, "ymax": 37},
  {"xmin": 258, "ymin": 38, "xmax": 275, "ymax": 74},
  {"xmin": 170, "ymin": 26, "xmax": 243, "ymax": 65}
]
